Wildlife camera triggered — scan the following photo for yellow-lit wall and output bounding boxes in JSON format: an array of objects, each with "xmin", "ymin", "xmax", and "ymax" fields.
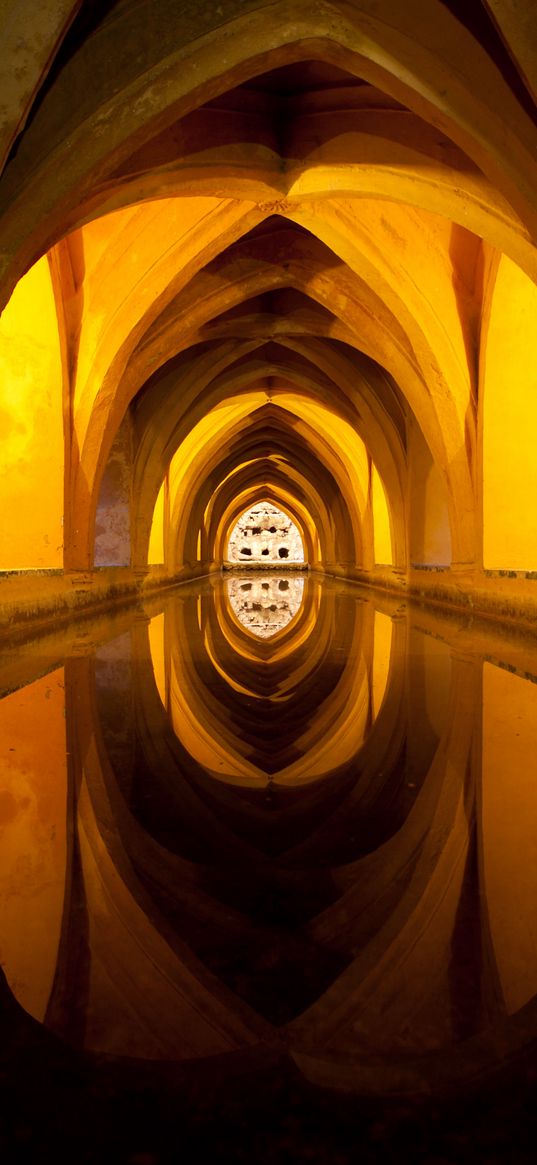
[
  {"xmin": 482, "ymin": 662, "xmax": 537, "ymax": 1013},
  {"xmin": 0, "ymin": 669, "xmax": 67, "ymax": 1020},
  {"xmin": 372, "ymin": 610, "xmax": 392, "ymax": 718},
  {"xmin": 148, "ymin": 612, "xmax": 166, "ymax": 705},
  {"xmin": 148, "ymin": 479, "xmax": 165, "ymax": 565},
  {"xmin": 0, "ymin": 257, "xmax": 64, "ymax": 569},
  {"xmin": 372, "ymin": 464, "xmax": 393, "ymax": 565},
  {"xmin": 482, "ymin": 255, "xmax": 537, "ymax": 570}
]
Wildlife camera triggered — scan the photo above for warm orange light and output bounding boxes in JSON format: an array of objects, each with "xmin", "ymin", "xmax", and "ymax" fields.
[
  {"xmin": 0, "ymin": 670, "xmax": 67, "ymax": 1019},
  {"xmin": 482, "ymin": 662, "xmax": 537, "ymax": 1012},
  {"xmin": 0, "ymin": 257, "xmax": 64, "ymax": 568},
  {"xmin": 372, "ymin": 464, "xmax": 393, "ymax": 565},
  {"xmin": 148, "ymin": 479, "xmax": 165, "ymax": 565},
  {"xmin": 483, "ymin": 255, "xmax": 537, "ymax": 569}
]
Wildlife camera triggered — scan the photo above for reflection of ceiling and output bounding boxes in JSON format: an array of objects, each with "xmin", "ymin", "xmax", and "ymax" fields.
[
  {"xmin": 35, "ymin": 571, "xmax": 522, "ymax": 1101},
  {"xmin": 226, "ymin": 573, "xmax": 305, "ymax": 637},
  {"xmin": 158, "ymin": 574, "xmax": 390, "ymax": 784},
  {"xmin": 7, "ymin": 574, "xmax": 537, "ymax": 1143},
  {"xmin": 91, "ymin": 578, "xmax": 452, "ymax": 1045}
]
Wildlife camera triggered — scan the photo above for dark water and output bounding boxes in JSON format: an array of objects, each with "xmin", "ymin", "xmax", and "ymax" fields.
[{"xmin": 2, "ymin": 572, "xmax": 537, "ymax": 1163}]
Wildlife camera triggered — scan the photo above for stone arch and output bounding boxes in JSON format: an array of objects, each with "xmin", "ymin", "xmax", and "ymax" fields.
[
  {"xmin": 2, "ymin": 0, "xmax": 536, "ymax": 312},
  {"xmin": 68, "ymin": 205, "xmax": 471, "ymax": 569},
  {"xmin": 167, "ymin": 403, "xmax": 362, "ymax": 572}
]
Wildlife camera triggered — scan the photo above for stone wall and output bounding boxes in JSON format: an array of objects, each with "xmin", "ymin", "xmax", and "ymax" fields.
[{"xmin": 227, "ymin": 505, "xmax": 304, "ymax": 564}]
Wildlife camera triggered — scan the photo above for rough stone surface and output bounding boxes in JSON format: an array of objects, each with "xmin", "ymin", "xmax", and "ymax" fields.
[
  {"xmin": 227, "ymin": 505, "xmax": 304, "ymax": 564},
  {"xmin": 227, "ymin": 572, "xmax": 305, "ymax": 636},
  {"xmin": 94, "ymin": 415, "xmax": 133, "ymax": 567}
]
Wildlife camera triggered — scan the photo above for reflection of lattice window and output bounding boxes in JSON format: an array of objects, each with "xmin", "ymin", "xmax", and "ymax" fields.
[{"xmin": 226, "ymin": 573, "xmax": 306, "ymax": 638}]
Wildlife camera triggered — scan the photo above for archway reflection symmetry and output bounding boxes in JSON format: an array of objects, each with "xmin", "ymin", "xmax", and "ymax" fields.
[{"xmin": 1, "ymin": 576, "xmax": 537, "ymax": 1100}]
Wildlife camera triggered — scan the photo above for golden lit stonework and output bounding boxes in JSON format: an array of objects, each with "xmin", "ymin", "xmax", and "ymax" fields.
[{"xmin": 1, "ymin": 2, "xmax": 537, "ymax": 1159}]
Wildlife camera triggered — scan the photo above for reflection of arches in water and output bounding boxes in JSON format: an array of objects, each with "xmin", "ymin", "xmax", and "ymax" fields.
[
  {"xmin": 50, "ymin": 585, "xmax": 484, "ymax": 1063},
  {"xmin": 46, "ymin": 578, "xmax": 468, "ymax": 1056},
  {"xmin": 226, "ymin": 573, "xmax": 305, "ymax": 638},
  {"xmin": 152, "ymin": 575, "xmax": 397, "ymax": 785},
  {"xmin": 227, "ymin": 503, "xmax": 305, "ymax": 564},
  {"xmin": 10, "ymin": 578, "xmax": 537, "ymax": 1105}
]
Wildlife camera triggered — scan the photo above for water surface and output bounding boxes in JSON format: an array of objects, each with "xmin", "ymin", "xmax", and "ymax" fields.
[{"xmin": 2, "ymin": 573, "xmax": 537, "ymax": 1156}]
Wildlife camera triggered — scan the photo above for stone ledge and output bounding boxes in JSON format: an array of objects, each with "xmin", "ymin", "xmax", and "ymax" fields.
[
  {"xmin": 6, "ymin": 563, "xmax": 537, "ymax": 640},
  {"xmin": 0, "ymin": 565, "xmax": 210, "ymax": 639},
  {"xmin": 378, "ymin": 567, "xmax": 537, "ymax": 634},
  {"xmin": 316, "ymin": 564, "xmax": 537, "ymax": 635}
]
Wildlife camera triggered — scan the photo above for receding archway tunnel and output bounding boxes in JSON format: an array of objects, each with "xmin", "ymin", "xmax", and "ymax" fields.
[{"xmin": 2, "ymin": 4, "xmax": 537, "ymax": 1156}]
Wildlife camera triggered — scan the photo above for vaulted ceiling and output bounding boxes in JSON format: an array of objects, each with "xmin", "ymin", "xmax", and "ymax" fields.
[{"xmin": 1, "ymin": 0, "xmax": 536, "ymax": 581}]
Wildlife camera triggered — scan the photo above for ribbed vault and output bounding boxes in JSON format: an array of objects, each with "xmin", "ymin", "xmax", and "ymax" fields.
[{"xmin": 0, "ymin": 0, "xmax": 537, "ymax": 597}]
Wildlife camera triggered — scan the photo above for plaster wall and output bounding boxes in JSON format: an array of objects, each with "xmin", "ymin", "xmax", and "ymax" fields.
[
  {"xmin": 0, "ymin": 257, "xmax": 64, "ymax": 569},
  {"xmin": 482, "ymin": 254, "xmax": 537, "ymax": 570},
  {"xmin": 372, "ymin": 465, "xmax": 393, "ymax": 566},
  {"xmin": 0, "ymin": 668, "xmax": 67, "ymax": 1021},
  {"xmin": 482, "ymin": 661, "xmax": 537, "ymax": 1014},
  {"xmin": 148, "ymin": 480, "xmax": 165, "ymax": 566}
]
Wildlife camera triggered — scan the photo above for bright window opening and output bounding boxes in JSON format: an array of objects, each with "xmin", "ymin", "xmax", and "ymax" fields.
[{"xmin": 226, "ymin": 504, "xmax": 305, "ymax": 564}]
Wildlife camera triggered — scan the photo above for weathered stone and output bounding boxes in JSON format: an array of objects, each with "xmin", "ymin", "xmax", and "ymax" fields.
[{"xmin": 227, "ymin": 504, "xmax": 304, "ymax": 564}]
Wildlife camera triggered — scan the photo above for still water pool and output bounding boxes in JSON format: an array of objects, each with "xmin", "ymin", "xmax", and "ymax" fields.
[{"xmin": 1, "ymin": 572, "xmax": 537, "ymax": 1162}]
